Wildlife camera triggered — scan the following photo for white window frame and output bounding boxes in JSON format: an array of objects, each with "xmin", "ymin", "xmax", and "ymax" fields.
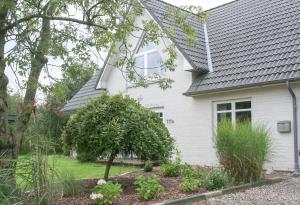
[
  {"xmin": 134, "ymin": 48, "xmax": 160, "ymax": 77},
  {"xmin": 214, "ymin": 99, "xmax": 252, "ymax": 126},
  {"xmin": 155, "ymin": 111, "xmax": 164, "ymax": 121}
]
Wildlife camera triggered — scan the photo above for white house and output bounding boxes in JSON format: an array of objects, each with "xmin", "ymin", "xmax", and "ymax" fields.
[{"xmin": 64, "ymin": 0, "xmax": 300, "ymax": 171}]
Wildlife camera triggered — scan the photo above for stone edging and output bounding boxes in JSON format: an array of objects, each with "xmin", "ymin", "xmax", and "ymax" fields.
[{"xmin": 154, "ymin": 177, "xmax": 283, "ymax": 205}]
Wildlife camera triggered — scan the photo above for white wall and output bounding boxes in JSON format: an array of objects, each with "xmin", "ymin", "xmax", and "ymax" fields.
[{"xmin": 99, "ymin": 9, "xmax": 300, "ymax": 171}]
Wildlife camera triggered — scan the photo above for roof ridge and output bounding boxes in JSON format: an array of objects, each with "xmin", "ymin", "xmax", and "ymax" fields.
[
  {"xmin": 143, "ymin": 0, "xmax": 240, "ymax": 15},
  {"xmin": 141, "ymin": 0, "xmax": 202, "ymax": 18},
  {"xmin": 205, "ymin": 0, "xmax": 239, "ymax": 12}
]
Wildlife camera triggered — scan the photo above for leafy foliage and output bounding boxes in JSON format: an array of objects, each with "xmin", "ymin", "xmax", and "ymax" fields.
[
  {"xmin": 179, "ymin": 164, "xmax": 200, "ymax": 179},
  {"xmin": 0, "ymin": 170, "xmax": 25, "ymax": 205},
  {"xmin": 215, "ymin": 120, "xmax": 271, "ymax": 183},
  {"xmin": 92, "ymin": 181, "xmax": 122, "ymax": 205},
  {"xmin": 62, "ymin": 93, "xmax": 174, "ymax": 178},
  {"xmin": 160, "ymin": 158, "xmax": 181, "ymax": 177},
  {"xmin": 144, "ymin": 162, "xmax": 153, "ymax": 172},
  {"xmin": 134, "ymin": 175, "xmax": 164, "ymax": 200},
  {"xmin": 179, "ymin": 178, "xmax": 200, "ymax": 193},
  {"xmin": 202, "ymin": 169, "xmax": 228, "ymax": 191}
]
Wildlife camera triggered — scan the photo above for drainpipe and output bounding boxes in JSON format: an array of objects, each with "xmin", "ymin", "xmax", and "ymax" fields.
[{"xmin": 287, "ymin": 81, "xmax": 300, "ymax": 173}]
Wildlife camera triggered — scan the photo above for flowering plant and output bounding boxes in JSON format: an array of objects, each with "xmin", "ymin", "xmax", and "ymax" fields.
[
  {"xmin": 91, "ymin": 181, "xmax": 122, "ymax": 205},
  {"xmin": 90, "ymin": 192, "xmax": 104, "ymax": 200},
  {"xmin": 97, "ymin": 179, "xmax": 107, "ymax": 185}
]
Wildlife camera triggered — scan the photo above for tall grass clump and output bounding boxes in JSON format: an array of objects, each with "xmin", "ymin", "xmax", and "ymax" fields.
[{"xmin": 215, "ymin": 120, "xmax": 271, "ymax": 183}]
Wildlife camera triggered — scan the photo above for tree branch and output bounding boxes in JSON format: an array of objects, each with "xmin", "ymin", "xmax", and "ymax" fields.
[{"xmin": 2, "ymin": 14, "xmax": 108, "ymax": 31}]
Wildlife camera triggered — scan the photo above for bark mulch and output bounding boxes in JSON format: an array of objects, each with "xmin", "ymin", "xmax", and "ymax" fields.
[{"xmin": 55, "ymin": 168, "xmax": 208, "ymax": 205}]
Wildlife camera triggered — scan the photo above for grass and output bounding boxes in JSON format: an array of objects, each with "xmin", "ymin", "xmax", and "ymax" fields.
[
  {"xmin": 17, "ymin": 155, "xmax": 137, "ymax": 180},
  {"xmin": 215, "ymin": 120, "xmax": 271, "ymax": 183}
]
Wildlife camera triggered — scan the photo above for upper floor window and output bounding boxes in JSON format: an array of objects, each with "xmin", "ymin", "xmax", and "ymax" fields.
[
  {"xmin": 134, "ymin": 41, "xmax": 164, "ymax": 78},
  {"xmin": 216, "ymin": 100, "xmax": 252, "ymax": 124}
]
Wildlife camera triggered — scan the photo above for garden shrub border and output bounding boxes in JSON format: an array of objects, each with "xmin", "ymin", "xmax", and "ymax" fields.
[{"xmin": 153, "ymin": 177, "xmax": 283, "ymax": 205}]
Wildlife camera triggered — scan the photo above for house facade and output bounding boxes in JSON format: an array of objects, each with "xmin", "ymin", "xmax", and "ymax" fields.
[{"xmin": 64, "ymin": 0, "xmax": 300, "ymax": 171}]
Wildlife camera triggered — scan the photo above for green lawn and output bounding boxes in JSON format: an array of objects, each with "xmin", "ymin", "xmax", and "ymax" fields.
[{"xmin": 17, "ymin": 155, "xmax": 137, "ymax": 180}]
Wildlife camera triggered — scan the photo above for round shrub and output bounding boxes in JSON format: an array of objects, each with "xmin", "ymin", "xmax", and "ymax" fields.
[
  {"xmin": 180, "ymin": 164, "xmax": 199, "ymax": 179},
  {"xmin": 144, "ymin": 162, "xmax": 153, "ymax": 172},
  {"xmin": 160, "ymin": 161, "xmax": 181, "ymax": 177},
  {"xmin": 215, "ymin": 120, "xmax": 271, "ymax": 183},
  {"xmin": 179, "ymin": 178, "xmax": 200, "ymax": 192},
  {"xmin": 92, "ymin": 181, "xmax": 122, "ymax": 205},
  {"xmin": 62, "ymin": 93, "xmax": 174, "ymax": 179},
  {"xmin": 134, "ymin": 175, "xmax": 164, "ymax": 200},
  {"xmin": 202, "ymin": 169, "xmax": 228, "ymax": 191}
]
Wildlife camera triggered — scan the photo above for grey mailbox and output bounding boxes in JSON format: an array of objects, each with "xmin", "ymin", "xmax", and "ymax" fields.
[{"xmin": 277, "ymin": 121, "xmax": 291, "ymax": 133}]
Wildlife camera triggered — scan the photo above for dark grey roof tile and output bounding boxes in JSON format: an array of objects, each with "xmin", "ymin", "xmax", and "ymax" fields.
[
  {"xmin": 63, "ymin": 74, "xmax": 102, "ymax": 112},
  {"xmin": 141, "ymin": 0, "xmax": 209, "ymax": 73}
]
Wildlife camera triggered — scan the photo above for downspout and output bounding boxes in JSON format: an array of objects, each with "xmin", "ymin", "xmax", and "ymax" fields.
[{"xmin": 287, "ymin": 80, "xmax": 300, "ymax": 173}]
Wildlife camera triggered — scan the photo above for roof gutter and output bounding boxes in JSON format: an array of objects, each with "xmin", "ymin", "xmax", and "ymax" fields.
[{"xmin": 287, "ymin": 80, "xmax": 300, "ymax": 173}]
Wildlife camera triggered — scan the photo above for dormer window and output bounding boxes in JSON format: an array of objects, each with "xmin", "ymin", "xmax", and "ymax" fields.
[{"xmin": 134, "ymin": 41, "xmax": 164, "ymax": 78}]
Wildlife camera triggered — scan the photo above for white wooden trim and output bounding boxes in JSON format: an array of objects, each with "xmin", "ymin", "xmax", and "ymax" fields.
[{"xmin": 213, "ymin": 99, "xmax": 252, "ymax": 130}]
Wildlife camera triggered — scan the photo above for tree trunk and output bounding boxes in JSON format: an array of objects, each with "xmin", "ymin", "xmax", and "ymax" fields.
[
  {"xmin": 0, "ymin": 3, "xmax": 17, "ymax": 187},
  {"xmin": 104, "ymin": 153, "xmax": 116, "ymax": 180},
  {"xmin": 15, "ymin": 16, "xmax": 51, "ymax": 150}
]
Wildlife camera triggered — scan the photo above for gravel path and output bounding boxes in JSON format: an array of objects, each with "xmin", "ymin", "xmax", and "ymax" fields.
[{"xmin": 195, "ymin": 177, "xmax": 300, "ymax": 205}]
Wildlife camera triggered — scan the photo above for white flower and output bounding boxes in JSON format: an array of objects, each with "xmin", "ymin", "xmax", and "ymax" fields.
[
  {"xmin": 90, "ymin": 192, "xmax": 104, "ymax": 200},
  {"xmin": 97, "ymin": 179, "xmax": 106, "ymax": 185}
]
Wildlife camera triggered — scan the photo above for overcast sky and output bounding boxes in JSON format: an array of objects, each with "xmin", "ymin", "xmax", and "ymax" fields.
[{"xmin": 5, "ymin": 0, "xmax": 233, "ymax": 99}]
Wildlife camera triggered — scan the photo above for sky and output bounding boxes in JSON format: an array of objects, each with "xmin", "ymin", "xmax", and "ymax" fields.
[{"xmin": 5, "ymin": 0, "xmax": 233, "ymax": 100}]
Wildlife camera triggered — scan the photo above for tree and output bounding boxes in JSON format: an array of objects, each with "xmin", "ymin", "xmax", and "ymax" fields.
[
  {"xmin": 20, "ymin": 64, "xmax": 94, "ymax": 153},
  {"xmin": 0, "ymin": 0, "xmax": 206, "ymax": 186},
  {"xmin": 62, "ymin": 93, "xmax": 175, "ymax": 180}
]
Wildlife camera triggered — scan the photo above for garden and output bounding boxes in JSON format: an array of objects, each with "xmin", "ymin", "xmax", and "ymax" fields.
[{"xmin": 1, "ymin": 94, "xmax": 271, "ymax": 205}]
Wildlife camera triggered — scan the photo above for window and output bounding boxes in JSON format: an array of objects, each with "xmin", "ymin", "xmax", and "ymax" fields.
[
  {"xmin": 216, "ymin": 100, "xmax": 252, "ymax": 124},
  {"xmin": 134, "ymin": 41, "xmax": 164, "ymax": 78},
  {"xmin": 155, "ymin": 112, "xmax": 164, "ymax": 120}
]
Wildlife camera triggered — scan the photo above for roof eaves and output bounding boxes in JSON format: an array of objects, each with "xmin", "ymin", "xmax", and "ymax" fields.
[{"xmin": 183, "ymin": 77, "xmax": 300, "ymax": 96}]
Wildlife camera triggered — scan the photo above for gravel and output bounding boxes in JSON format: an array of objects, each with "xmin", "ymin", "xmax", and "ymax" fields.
[{"xmin": 195, "ymin": 177, "xmax": 300, "ymax": 205}]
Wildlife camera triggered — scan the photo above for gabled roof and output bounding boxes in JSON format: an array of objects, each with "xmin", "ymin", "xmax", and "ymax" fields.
[
  {"xmin": 185, "ymin": 0, "xmax": 300, "ymax": 95},
  {"xmin": 141, "ymin": 0, "xmax": 209, "ymax": 73},
  {"xmin": 63, "ymin": 74, "xmax": 102, "ymax": 112},
  {"xmin": 64, "ymin": 0, "xmax": 300, "ymax": 111}
]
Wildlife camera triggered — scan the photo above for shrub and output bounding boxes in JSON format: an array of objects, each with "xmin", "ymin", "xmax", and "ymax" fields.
[
  {"xmin": 202, "ymin": 169, "xmax": 228, "ymax": 191},
  {"xmin": 62, "ymin": 93, "xmax": 174, "ymax": 180},
  {"xmin": 180, "ymin": 164, "xmax": 199, "ymax": 179},
  {"xmin": 58, "ymin": 172, "xmax": 84, "ymax": 197},
  {"xmin": 92, "ymin": 181, "xmax": 122, "ymax": 205},
  {"xmin": 134, "ymin": 175, "xmax": 164, "ymax": 200},
  {"xmin": 144, "ymin": 162, "xmax": 153, "ymax": 172},
  {"xmin": 179, "ymin": 178, "xmax": 200, "ymax": 192},
  {"xmin": 160, "ymin": 158, "xmax": 181, "ymax": 177},
  {"xmin": 215, "ymin": 120, "xmax": 271, "ymax": 183}
]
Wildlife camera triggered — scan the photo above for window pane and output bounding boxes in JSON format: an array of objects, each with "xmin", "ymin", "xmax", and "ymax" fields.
[
  {"xmin": 217, "ymin": 112, "xmax": 232, "ymax": 123},
  {"xmin": 236, "ymin": 101, "xmax": 251, "ymax": 110},
  {"xmin": 134, "ymin": 56, "xmax": 145, "ymax": 77},
  {"xmin": 236, "ymin": 111, "xmax": 251, "ymax": 123},
  {"xmin": 217, "ymin": 103, "xmax": 231, "ymax": 111},
  {"xmin": 155, "ymin": 112, "xmax": 163, "ymax": 119},
  {"xmin": 147, "ymin": 52, "xmax": 161, "ymax": 76},
  {"xmin": 138, "ymin": 41, "xmax": 157, "ymax": 53}
]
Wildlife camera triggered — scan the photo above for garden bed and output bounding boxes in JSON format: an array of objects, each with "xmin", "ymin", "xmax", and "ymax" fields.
[
  {"xmin": 55, "ymin": 167, "xmax": 286, "ymax": 205},
  {"xmin": 56, "ymin": 168, "xmax": 217, "ymax": 205}
]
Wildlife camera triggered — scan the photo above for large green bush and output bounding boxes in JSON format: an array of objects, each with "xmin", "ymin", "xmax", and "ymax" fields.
[
  {"xmin": 215, "ymin": 120, "xmax": 271, "ymax": 183},
  {"xmin": 62, "ymin": 93, "xmax": 174, "ymax": 179}
]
